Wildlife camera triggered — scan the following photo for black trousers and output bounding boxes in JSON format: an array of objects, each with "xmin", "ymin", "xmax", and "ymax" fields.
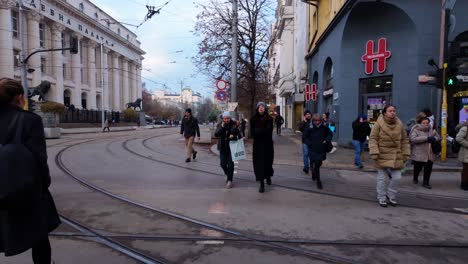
[
  {"xmin": 276, "ymin": 126, "xmax": 281, "ymax": 135},
  {"xmin": 102, "ymin": 127, "xmax": 110, "ymax": 132},
  {"xmin": 413, "ymin": 161, "xmax": 434, "ymax": 183},
  {"xmin": 220, "ymin": 150, "xmax": 234, "ymax": 182},
  {"xmin": 310, "ymin": 160, "xmax": 322, "ymax": 181},
  {"xmin": 32, "ymin": 236, "xmax": 51, "ymax": 264}
]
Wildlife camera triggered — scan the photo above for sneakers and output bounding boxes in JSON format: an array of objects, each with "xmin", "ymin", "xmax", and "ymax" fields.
[
  {"xmin": 193, "ymin": 151, "xmax": 198, "ymax": 160},
  {"xmin": 358, "ymin": 164, "xmax": 364, "ymax": 169},
  {"xmin": 378, "ymin": 199, "xmax": 388, "ymax": 207},
  {"xmin": 303, "ymin": 168, "xmax": 309, "ymax": 174},
  {"xmin": 185, "ymin": 158, "xmax": 191, "ymax": 163},
  {"xmin": 422, "ymin": 182, "xmax": 432, "ymax": 189},
  {"xmin": 226, "ymin": 181, "xmax": 233, "ymax": 189},
  {"xmin": 386, "ymin": 196, "xmax": 397, "ymax": 206}
]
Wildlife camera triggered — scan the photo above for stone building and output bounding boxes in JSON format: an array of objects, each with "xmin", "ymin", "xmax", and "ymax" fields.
[{"xmin": 0, "ymin": 0, "xmax": 145, "ymax": 111}]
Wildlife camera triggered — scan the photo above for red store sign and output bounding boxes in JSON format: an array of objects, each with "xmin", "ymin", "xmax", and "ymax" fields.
[
  {"xmin": 305, "ymin": 83, "xmax": 317, "ymax": 101},
  {"xmin": 361, "ymin": 38, "xmax": 391, "ymax": 75}
]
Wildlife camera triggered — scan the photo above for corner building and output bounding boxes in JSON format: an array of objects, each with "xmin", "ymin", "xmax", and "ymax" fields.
[
  {"xmin": 0, "ymin": 0, "xmax": 145, "ymax": 111},
  {"xmin": 305, "ymin": 0, "xmax": 468, "ymax": 144}
]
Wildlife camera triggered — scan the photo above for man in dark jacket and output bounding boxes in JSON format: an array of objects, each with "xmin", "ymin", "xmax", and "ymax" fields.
[
  {"xmin": 180, "ymin": 108, "xmax": 200, "ymax": 162},
  {"xmin": 0, "ymin": 78, "xmax": 60, "ymax": 263},
  {"xmin": 215, "ymin": 111, "xmax": 241, "ymax": 188},
  {"xmin": 299, "ymin": 110, "xmax": 312, "ymax": 173},
  {"xmin": 304, "ymin": 113, "xmax": 333, "ymax": 189},
  {"xmin": 275, "ymin": 113, "xmax": 284, "ymax": 135},
  {"xmin": 352, "ymin": 115, "xmax": 371, "ymax": 169},
  {"xmin": 240, "ymin": 118, "xmax": 247, "ymax": 137}
]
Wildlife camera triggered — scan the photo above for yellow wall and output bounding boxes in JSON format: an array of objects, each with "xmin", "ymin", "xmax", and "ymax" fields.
[{"xmin": 307, "ymin": 0, "xmax": 347, "ymax": 53}]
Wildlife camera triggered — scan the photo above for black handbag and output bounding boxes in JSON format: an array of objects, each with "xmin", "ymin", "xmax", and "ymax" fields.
[
  {"xmin": 431, "ymin": 141, "xmax": 442, "ymax": 155},
  {"xmin": 325, "ymin": 141, "xmax": 333, "ymax": 153}
]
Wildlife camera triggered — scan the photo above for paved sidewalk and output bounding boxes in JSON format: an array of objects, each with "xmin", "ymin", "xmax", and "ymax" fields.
[
  {"xmin": 61, "ymin": 125, "xmax": 170, "ymax": 134},
  {"xmin": 211, "ymin": 128, "xmax": 463, "ymax": 172}
]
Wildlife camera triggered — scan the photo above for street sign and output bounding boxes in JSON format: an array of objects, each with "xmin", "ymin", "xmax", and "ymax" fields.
[
  {"xmin": 457, "ymin": 75, "xmax": 468, "ymax": 82},
  {"xmin": 216, "ymin": 80, "xmax": 228, "ymax": 90},
  {"xmin": 228, "ymin": 102, "xmax": 238, "ymax": 111},
  {"xmin": 311, "ymin": 84, "xmax": 317, "ymax": 101},
  {"xmin": 216, "ymin": 90, "xmax": 228, "ymax": 101},
  {"xmin": 305, "ymin": 84, "xmax": 310, "ymax": 101},
  {"xmin": 305, "ymin": 83, "xmax": 317, "ymax": 101},
  {"xmin": 418, "ymin": 75, "xmax": 435, "ymax": 83}
]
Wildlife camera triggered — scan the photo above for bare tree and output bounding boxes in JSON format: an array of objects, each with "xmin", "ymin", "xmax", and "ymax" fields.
[{"xmin": 193, "ymin": 0, "xmax": 275, "ymax": 117}]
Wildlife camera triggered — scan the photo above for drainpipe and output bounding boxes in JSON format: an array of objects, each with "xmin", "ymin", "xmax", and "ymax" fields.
[{"xmin": 301, "ymin": 0, "xmax": 319, "ymax": 54}]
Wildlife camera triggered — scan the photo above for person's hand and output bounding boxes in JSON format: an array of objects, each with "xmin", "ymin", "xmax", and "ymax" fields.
[
  {"xmin": 427, "ymin": 136, "xmax": 435, "ymax": 143},
  {"xmin": 360, "ymin": 118, "xmax": 364, "ymax": 123},
  {"xmin": 221, "ymin": 122, "xmax": 225, "ymax": 128},
  {"xmin": 229, "ymin": 135, "xmax": 234, "ymax": 139},
  {"xmin": 322, "ymin": 140, "xmax": 327, "ymax": 143}
]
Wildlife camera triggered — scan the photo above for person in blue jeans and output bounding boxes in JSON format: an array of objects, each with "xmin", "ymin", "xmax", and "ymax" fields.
[
  {"xmin": 352, "ymin": 115, "xmax": 371, "ymax": 169},
  {"xmin": 299, "ymin": 110, "xmax": 312, "ymax": 173}
]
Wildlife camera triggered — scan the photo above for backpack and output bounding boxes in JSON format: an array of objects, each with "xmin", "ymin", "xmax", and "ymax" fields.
[{"xmin": 0, "ymin": 113, "xmax": 38, "ymax": 208}]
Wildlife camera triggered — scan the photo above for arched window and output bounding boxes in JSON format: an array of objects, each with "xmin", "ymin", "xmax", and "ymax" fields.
[
  {"xmin": 64, "ymin": 89, "xmax": 71, "ymax": 107},
  {"xmin": 324, "ymin": 58, "xmax": 334, "ymax": 90},
  {"xmin": 79, "ymin": 3, "xmax": 84, "ymax": 12},
  {"xmin": 96, "ymin": 95, "xmax": 102, "ymax": 110},
  {"xmin": 81, "ymin": 92, "xmax": 87, "ymax": 109}
]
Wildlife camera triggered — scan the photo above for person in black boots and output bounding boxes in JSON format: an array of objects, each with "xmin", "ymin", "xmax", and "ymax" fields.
[
  {"xmin": 250, "ymin": 102, "xmax": 274, "ymax": 193},
  {"xmin": 304, "ymin": 113, "xmax": 333, "ymax": 189},
  {"xmin": 215, "ymin": 111, "xmax": 241, "ymax": 189},
  {"xmin": 0, "ymin": 78, "xmax": 61, "ymax": 264},
  {"xmin": 409, "ymin": 116, "xmax": 440, "ymax": 189},
  {"xmin": 299, "ymin": 110, "xmax": 312, "ymax": 173},
  {"xmin": 275, "ymin": 112, "xmax": 284, "ymax": 136},
  {"xmin": 180, "ymin": 108, "xmax": 200, "ymax": 162}
]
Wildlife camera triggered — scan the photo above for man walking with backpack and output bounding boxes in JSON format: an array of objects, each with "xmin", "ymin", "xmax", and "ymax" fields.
[
  {"xmin": 180, "ymin": 108, "xmax": 200, "ymax": 162},
  {"xmin": 0, "ymin": 78, "xmax": 60, "ymax": 263}
]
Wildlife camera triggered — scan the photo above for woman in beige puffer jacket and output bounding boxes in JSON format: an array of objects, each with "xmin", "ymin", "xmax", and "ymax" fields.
[
  {"xmin": 369, "ymin": 105, "xmax": 410, "ymax": 207},
  {"xmin": 455, "ymin": 122, "xmax": 468, "ymax": 191},
  {"xmin": 409, "ymin": 117, "xmax": 440, "ymax": 189}
]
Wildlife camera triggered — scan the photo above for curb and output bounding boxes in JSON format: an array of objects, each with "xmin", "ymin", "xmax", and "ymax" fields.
[{"xmin": 60, "ymin": 125, "xmax": 172, "ymax": 135}]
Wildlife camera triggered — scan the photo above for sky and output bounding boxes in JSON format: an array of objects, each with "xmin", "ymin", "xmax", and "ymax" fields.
[{"xmin": 91, "ymin": 0, "xmax": 215, "ymax": 98}]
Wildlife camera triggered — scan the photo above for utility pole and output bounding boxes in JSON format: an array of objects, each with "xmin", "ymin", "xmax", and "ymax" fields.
[
  {"xmin": 230, "ymin": 0, "xmax": 238, "ymax": 103},
  {"xmin": 18, "ymin": 0, "xmax": 29, "ymax": 110}
]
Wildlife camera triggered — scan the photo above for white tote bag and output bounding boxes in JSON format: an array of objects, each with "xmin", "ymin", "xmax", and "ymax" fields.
[{"xmin": 229, "ymin": 138, "xmax": 246, "ymax": 161}]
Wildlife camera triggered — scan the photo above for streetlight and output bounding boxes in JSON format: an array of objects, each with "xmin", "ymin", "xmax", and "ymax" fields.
[{"xmin": 100, "ymin": 38, "xmax": 106, "ymax": 130}]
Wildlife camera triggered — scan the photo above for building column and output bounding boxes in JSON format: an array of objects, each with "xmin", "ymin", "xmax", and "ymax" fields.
[
  {"xmin": 51, "ymin": 23, "xmax": 65, "ymax": 103},
  {"xmin": 130, "ymin": 63, "xmax": 137, "ymax": 101},
  {"xmin": 112, "ymin": 53, "xmax": 121, "ymax": 111},
  {"xmin": 136, "ymin": 64, "xmax": 142, "ymax": 100},
  {"xmin": 101, "ymin": 47, "xmax": 110, "ymax": 110},
  {"xmin": 87, "ymin": 42, "xmax": 97, "ymax": 109},
  {"xmin": 0, "ymin": 1, "xmax": 16, "ymax": 78},
  {"xmin": 71, "ymin": 34, "xmax": 82, "ymax": 108},
  {"xmin": 27, "ymin": 12, "xmax": 42, "ymax": 87},
  {"xmin": 122, "ymin": 59, "xmax": 129, "ymax": 107}
]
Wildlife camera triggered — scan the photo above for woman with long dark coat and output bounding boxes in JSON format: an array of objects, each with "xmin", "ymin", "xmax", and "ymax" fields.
[
  {"xmin": 250, "ymin": 102, "xmax": 274, "ymax": 193},
  {"xmin": 0, "ymin": 78, "xmax": 61, "ymax": 263}
]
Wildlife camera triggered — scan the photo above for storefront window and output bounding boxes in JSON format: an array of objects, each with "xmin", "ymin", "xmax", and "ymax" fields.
[{"xmin": 359, "ymin": 76, "xmax": 393, "ymax": 124}]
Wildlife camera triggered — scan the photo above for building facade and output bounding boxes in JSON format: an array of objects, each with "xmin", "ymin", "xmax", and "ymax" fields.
[
  {"xmin": 153, "ymin": 88, "xmax": 202, "ymax": 107},
  {"xmin": 0, "ymin": 0, "xmax": 145, "ymax": 111},
  {"xmin": 304, "ymin": 0, "xmax": 468, "ymax": 144}
]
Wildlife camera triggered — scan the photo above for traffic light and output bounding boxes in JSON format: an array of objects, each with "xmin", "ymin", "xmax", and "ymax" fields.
[
  {"xmin": 445, "ymin": 64, "xmax": 458, "ymax": 87},
  {"xmin": 70, "ymin": 37, "xmax": 79, "ymax": 54}
]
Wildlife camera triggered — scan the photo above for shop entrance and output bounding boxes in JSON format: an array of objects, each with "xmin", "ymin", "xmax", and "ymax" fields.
[{"xmin": 359, "ymin": 76, "xmax": 393, "ymax": 124}]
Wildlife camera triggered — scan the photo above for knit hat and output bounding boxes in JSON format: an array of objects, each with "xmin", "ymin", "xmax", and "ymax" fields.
[
  {"xmin": 185, "ymin": 108, "xmax": 192, "ymax": 114},
  {"xmin": 222, "ymin": 111, "xmax": 231, "ymax": 118},
  {"xmin": 304, "ymin": 110, "xmax": 312, "ymax": 116},
  {"xmin": 256, "ymin": 101, "xmax": 266, "ymax": 109}
]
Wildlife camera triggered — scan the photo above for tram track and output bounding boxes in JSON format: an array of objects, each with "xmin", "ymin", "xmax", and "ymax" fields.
[
  {"xmin": 54, "ymin": 133, "xmax": 360, "ymax": 264},
  {"xmin": 122, "ymin": 135, "xmax": 468, "ymax": 215}
]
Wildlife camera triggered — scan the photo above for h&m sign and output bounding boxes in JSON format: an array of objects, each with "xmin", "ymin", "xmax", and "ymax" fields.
[{"xmin": 361, "ymin": 38, "xmax": 391, "ymax": 75}]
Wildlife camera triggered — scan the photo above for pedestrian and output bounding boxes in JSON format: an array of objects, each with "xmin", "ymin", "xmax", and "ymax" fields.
[
  {"xmin": 352, "ymin": 114, "xmax": 371, "ymax": 169},
  {"xmin": 299, "ymin": 110, "xmax": 312, "ymax": 173},
  {"xmin": 250, "ymin": 102, "xmax": 274, "ymax": 193},
  {"xmin": 0, "ymin": 78, "xmax": 61, "ymax": 263},
  {"xmin": 369, "ymin": 105, "xmax": 410, "ymax": 207},
  {"xmin": 422, "ymin": 108, "xmax": 435, "ymax": 128},
  {"xmin": 180, "ymin": 108, "xmax": 200, "ymax": 162},
  {"xmin": 103, "ymin": 118, "xmax": 110, "ymax": 132},
  {"xmin": 275, "ymin": 112, "xmax": 284, "ymax": 135},
  {"xmin": 215, "ymin": 111, "xmax": 241, "ymax": 188},
  {"xmin": 409, "ymin": 116, "xmax": 440, "ymax": 189},
  {"xmin": 240, "ymin": 118, "xmax": 247, "ymax": 137},
  {"xmin": 304, "ymin": 113, "xmax": 333, "ymax": 189},
  {"xmin": 455, "ymin": 120, "xmax": 468, "ymax": 191}
]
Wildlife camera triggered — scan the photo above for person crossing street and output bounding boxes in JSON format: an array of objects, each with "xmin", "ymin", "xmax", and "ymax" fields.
[
  {"xmin": 180, "ymin": 108, "xmax": 200, "ymax": 162},
  {"xmin": 215, "ymin": 112, "xmax": 241, "ymax": 188},
  {"xmin": 299, "ymin": 110, "xmax": 312, "ymax": 173}
]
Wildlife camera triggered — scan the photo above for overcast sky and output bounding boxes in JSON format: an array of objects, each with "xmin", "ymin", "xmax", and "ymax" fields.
[{"xmin": 91, "ymin": 0, "xmax": 214, "ymax": 98}]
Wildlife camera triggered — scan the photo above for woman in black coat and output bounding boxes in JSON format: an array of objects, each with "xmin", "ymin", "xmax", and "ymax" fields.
[
  {"xmin": 304, "ymin": 114, "xmax": 333, "ymax": 189},
  {"xmin": 250, "ymin": 102, "xmax": 274, "ymax": 193},
  {"xmin": 0, "ymin": 78, "xmax": 60, "ymax": 263}
]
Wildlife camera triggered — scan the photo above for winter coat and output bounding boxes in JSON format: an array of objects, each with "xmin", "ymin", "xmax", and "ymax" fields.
[
  {"xmin": 250, "ymin": 113, "xmax": 274, "ymax": 181},
  {"xmin": 304, "ymin": 123, "xmax": 333, "ymax": 161},
  {"xmin": 352, "ymin": 120, "xmax": 371, "ymax": 142},
  {"xmin": 409, "ymin": 124, "xmax": 439, "ymax": 162},
  {"xmin": 298, "ymin": 119, "xmax": 311, "ymax": 143},
  {"xmin": 369, "ymin": 115, "xmax": 410, "ymax": 169},
  {"xmin": 456, "ymin": 124, "xmax": 468, "ymax": 163},
  {"xmin": 180, "ymin": 116, "xmax": 200, "ymax": 138},
  {"xmin": 0, "ymin": 104, "xmax": 60, "ymax": 256},
  {"xmin": 275, "ymin": 115, "xmax": 284, "ymax": 126},
  {"xmin": 215, "ymin": 120, "xmax": 241, "ymax": 153}
]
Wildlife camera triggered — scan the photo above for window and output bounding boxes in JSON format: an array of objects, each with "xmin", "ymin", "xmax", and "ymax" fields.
[
  {"xmin": 39, "ymin": 23, "xmax": 45, "ymax": 48},
  {"xmin": 117, "ymin": 28, "xmax": 120, "ymax": 35},
  {"xmin": 79, "ymin": 3, "xmax": 84, "ymax": 12},
  {"xmin": 61, "ymin": 32, "xmax": 66, "ymax": 54},
  {"xmin": 63, "ymin": 63, "xmax": 67, "ymax": 79},
  {"xmin": 107, "ymin": 21, "xmax": 111, "ymax": 28},
  {"xmin": 13, "ymin": 50, "xmax": 20, "ymax": 67},
  {"xmin": 41, "ymin": 57, "xmax": 46, "ymax": 73},
  {"xmin": 94, "ymin": 12, "xmax": 98, "ymax": 20},
  {"xmin": 11, "ymin": 11, "xmax": 19, "ymax": 38},
  {"xmin": 126, "ymin": 34, "xmax": 129, "ymax": 41}
]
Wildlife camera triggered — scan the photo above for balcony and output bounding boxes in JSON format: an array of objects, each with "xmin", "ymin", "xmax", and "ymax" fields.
[{"xmin": 279, "ymin": 78, "xmax": 294, "ymax": 97}]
